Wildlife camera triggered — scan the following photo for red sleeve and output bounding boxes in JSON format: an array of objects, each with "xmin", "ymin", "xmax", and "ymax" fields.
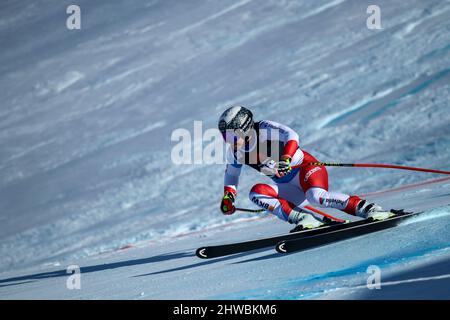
[
  {"xmin": 282, "ymin": 140, "xmax": 298, "ymax": 159},
  {"xmin": 224, "ymin": 186, "xmax": 237, "ymax": 196}
]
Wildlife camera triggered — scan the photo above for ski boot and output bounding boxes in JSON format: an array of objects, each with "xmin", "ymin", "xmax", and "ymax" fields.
[
  {"xmin": 288, "ymin": 209, "xmax": 325, "ymax": 233},
  {"xmin": 356, "ymin": 200, "xmax": 393, "ymax": 221}
]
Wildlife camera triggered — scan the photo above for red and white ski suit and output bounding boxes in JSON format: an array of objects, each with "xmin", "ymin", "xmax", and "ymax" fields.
[{"xmin": 224, "ymin": 120, "xmax": 361, "ymax": 222}]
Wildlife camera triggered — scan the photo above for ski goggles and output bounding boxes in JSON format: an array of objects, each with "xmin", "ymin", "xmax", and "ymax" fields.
[{"xmin": 221, "ymin": 128, "xmax": 251, "ymax": 143}]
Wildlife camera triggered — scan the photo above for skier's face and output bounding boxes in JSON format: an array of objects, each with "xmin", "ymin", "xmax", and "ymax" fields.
[
  {"xmin": 233, "ymin": 136, "xmax": 245, "ymax": 150},
  {"xmin": 222, "ymin": 129, "xmax": 248, "ymax": 150}
]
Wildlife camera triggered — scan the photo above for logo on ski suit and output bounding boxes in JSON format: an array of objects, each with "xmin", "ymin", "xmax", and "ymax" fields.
[
  {"xmin": 251, "ymin": 196, "xmax": 270, "ymax": 210},
  {"xmin": 319, "ymin": 197, "xmax": 346, "ymax": 206},
  {"xmin": 304, "ymin": 167, "xmax": 321, "ymax": 182}
]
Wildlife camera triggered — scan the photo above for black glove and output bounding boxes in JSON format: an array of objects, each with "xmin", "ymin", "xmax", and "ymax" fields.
[
  {"xmin": 220, "ymin": 191, "xmax": 236, "ymax": 215},
  {"xmin": 277, "ymin": 157, "xmax": 292, "ymax": 177}
]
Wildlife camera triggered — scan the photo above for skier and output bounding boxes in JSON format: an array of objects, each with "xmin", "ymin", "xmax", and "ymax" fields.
[{"xmin": 218, "ymin": 106, "xmax": 390, "ymax": 231}]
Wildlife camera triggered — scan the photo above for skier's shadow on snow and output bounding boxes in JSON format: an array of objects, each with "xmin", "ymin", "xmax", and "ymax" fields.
[
  {"xmin": 231, "ymin": 252, "xmax": 288, "ymax": 264},
  {"xmin": 0, "ymin": 280, "xmax": 36, "ymax": 288},
  {"xmin": 0, "ymin": 251, "xmax": 193, "ymax": 286},
  {"xmin": 0, "ymin": 249, "xmax": 282, "ymax": 285},
  {"xmin": 134, "ymin": 248, "xmax": 273, "ymax": 277}
]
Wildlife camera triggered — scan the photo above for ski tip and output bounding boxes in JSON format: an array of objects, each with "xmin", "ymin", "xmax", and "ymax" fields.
[
  {"xmin": 275, "ymin": 241, "xmax": 288, "ymax": 254},
  {"xmin": 389, "ymin": 209, "xmax": 421, "ymax": 218},
  {"xmin": 390, "ymin": 208, "xmax": 404, "ymax": 215},
  {"xmin": 389, "ymin": 208, "xmax": 413, "ymax": 216},
  {"xmin": 195, "ymin": 247, "xmax": 209, "ymax": 259}
]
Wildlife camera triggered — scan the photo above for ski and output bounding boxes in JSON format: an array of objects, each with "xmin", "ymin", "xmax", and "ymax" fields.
[
  {"xmin": 275, "ymin": 209, "xmax": 421, "ymax": 254},
  {"xmin": 195, "ymin": 209, "xmax": 409, "ymax": 259}
]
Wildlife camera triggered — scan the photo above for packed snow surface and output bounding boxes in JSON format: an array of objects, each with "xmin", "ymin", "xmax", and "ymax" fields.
[{"xmin": 0, "ymin": 0, "xmax": 449, "ymax": 299}]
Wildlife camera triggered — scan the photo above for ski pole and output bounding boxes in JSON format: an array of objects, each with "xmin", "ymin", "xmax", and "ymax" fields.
[
  {"xmin": 236, "ymin": 205, "xmax": 345, "ymax": 223},
  {"xmin": 292, "ymin": 162, "xmax": 450, "ymax": 175},
  {"xmin": 235, "ymin": 207, "xmax": 265, "ymax": 213},
  {"xmin": 303, "ymin": 205, "xmax": 346, "ymax": 223}
]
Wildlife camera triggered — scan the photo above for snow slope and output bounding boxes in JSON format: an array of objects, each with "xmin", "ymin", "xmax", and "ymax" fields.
[
  {"xmin": 0, "ymin": 0, "xmax": 449, "ymax": 299},
  {"xmin": 0, "ymin": 179, "xmax": 449, "ymax": 299}
]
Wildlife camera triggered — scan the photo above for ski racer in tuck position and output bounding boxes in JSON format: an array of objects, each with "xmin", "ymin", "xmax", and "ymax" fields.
[{"xmin": 218, "ymin": 106, "xmax": 390, "ymax": 231}]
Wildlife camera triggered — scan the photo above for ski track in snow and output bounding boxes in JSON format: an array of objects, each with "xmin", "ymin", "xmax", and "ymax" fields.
[{"xmin": 0, "ymin": 0, "xmax": 450, "ymax": 299}]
